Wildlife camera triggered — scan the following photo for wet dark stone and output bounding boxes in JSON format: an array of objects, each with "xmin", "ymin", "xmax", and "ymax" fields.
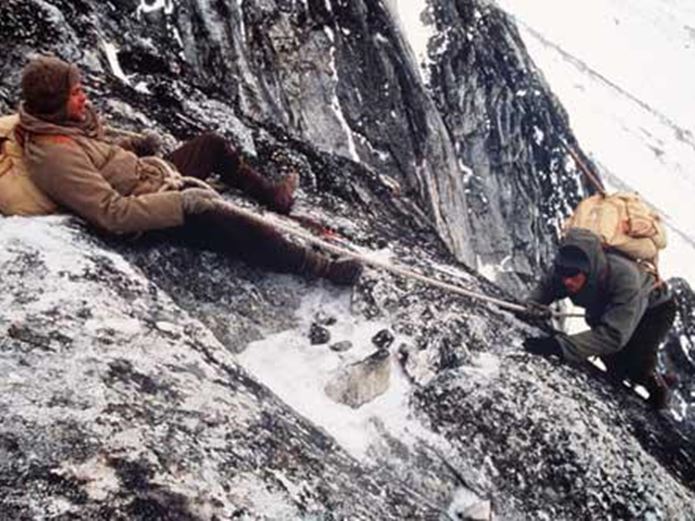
[
  {"xmin": 310, "ymin": 324, "xmax": 331, "ymax": 345},
  {"xmin": 372, "ymin": 329, "xmax": 395, "ymax": 349},
  {"xmin": 329, "ymin": 341, "xmax": 353, "ymax": 352}
]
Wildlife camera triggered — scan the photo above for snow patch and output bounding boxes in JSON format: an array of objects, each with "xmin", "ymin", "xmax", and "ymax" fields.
[
  {"xmin": 236, "ymin": 287, "xmax": 443, "ymax": 461},
  {"xmin": 385, "ymin": 0, "xmax": 436, "ymax": 84},
  {"xmin": 476, "ymin": 256, "xmax": 499, "ymax": 284},
  {"xmin": 136, "ymin": 0, "xmax": 175, "ymax": 18},
  {"xmin": 101, "ymin": 41, "xmax": 130, "ymax": 85},
  {"xmin": 323, "ymin": 26, "xmax": 360, "ymax": 162}
]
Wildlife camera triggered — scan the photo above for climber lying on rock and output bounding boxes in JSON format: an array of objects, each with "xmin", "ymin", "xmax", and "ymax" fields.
[
  {"xmin": 521, "ymin": 228, "xmax": 675, "ymax": 409},
  {"xmin": 10, "ymin": 55, "xmax": 362, "ymax": 286}
]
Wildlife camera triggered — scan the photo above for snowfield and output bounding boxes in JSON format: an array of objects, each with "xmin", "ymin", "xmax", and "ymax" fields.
[{"xmin": 495, "ymin": 0, "xmax": 695, "ymax": 286}]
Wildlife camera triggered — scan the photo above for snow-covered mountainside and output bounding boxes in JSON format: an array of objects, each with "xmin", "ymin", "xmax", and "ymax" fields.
[
  {"xmin": 1, "ymin": 0, "xmax": 694, "ymax": 519},
  {"xmin": 495, "ymin": 0, "xmax": 695, "ymax": 287}
]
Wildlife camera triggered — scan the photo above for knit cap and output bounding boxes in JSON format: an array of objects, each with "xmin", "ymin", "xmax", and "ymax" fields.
[{"xmin": 21, "ymin": 56, "xmax": 81, "ymax": 118}]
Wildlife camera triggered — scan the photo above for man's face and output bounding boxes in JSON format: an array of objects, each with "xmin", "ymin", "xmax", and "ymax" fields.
[
  {"xmin": 66, "ymin": 82, "xmax": 87, "ymax": 121},
  {"xmin": 561, "ymin": 271, "xmax": 588, "ymax": 295}
]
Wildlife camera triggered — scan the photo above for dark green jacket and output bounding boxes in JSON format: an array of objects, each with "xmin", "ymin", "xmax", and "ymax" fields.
[{"xmin": 531, "ymin": 228, "xmax": 671, "ymax": 362}]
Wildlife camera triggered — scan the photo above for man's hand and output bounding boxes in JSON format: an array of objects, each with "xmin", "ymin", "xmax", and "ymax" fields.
[
  {"xmin": 115, "ymin": 130, "xmax": 163, "ymax": 157},
  {"xmin": 181, "ymin": 188, "xmax": 221, "ymax": 215},
  {"xmin": 132, "ymin": 130, "xmax": 163, "ymax": 157},
  {"xmin": 523, "ymin": 336, "xmax": 563, "ymax": 358},
  {"xmin": 514, "ymin": 301, "xmax": 552, "ymax": 321}
]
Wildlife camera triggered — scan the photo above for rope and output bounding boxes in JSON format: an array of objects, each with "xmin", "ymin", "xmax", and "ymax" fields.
[{"xmin": 215, "ymin": 200, "xmax": 583, "ymax": 319}]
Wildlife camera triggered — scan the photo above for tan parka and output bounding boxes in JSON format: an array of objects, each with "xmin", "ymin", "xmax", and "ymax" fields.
[{"xmin": 19, "ymin": 105, "xmax": 184, "ymax": 234}]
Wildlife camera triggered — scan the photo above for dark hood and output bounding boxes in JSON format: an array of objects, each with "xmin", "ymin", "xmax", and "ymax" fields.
[{"xmin": 557, "ymin": 228, "xmax": 608, "ymax": 308}]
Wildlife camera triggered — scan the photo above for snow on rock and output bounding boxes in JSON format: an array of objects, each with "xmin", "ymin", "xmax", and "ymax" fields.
[
  {"xmin": 0, "ymin": 217, "xmax": 441, "ymax": 519},
  {"xmin": 1, "ymin": 0, "xmax": 694, "ymax": 518},
  {"xmin": 385, "ymin": 0, "xmax": 436, "ymax": 83},
  {"xmin": 237, "ymin": 288, "xmax": 422, "ymax": 460},
  {"xmin": 416, "ymin": 354, "xmax": 695, "ymax": 520}
]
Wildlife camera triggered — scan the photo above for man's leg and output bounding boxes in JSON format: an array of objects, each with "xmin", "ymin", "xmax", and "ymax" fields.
[
  {"xmin": 166, "ymin": 133, "xmax": 297, "ymax": 214},
  {"xmin": 602, "ymin": 298, "xmax": 677, "ymax": 408},
  {"xmin": 178, "ymin": 203, "xmax": 361, "ymax": 285}
]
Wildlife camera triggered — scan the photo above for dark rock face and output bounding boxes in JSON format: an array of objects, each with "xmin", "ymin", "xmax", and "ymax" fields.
[
  {"xmin": 663, "ymin": 278, "xmax": 695, "ymax": 419},
  {"xmin": 426, "ymin": 0, "xmax": 593, "ymax": 291},
  {"xmin": 1, "ymin": 0, "xmax": 694, "ymax": 519}
]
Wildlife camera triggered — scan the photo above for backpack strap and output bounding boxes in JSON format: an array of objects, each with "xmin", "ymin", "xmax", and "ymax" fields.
[
  {"xmin": 0, "ymin": 135, "xmax": 12, "ymax": 178},
  {"xmin": 604, "ymin": 246, "xmax": 664, "ymax": 291},
  {"xmin": 597, "ymin": 254, "xmax": 612, "ymax": 301}
]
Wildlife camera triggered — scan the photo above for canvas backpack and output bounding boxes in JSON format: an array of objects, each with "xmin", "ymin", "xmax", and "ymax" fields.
[
  {"xmin": 563, "ymin": 192, "xmax": 667, "ymax": 269},
  {"xmin": 0, "ymin": 114, "xmax": 58, "ymax": 216}
]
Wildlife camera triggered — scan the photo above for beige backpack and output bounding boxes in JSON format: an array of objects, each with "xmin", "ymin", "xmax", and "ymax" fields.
[
  {"xmin": 563, "ymin": 192, "xmax": 667, "ymax": 267},
  {"xmin": 0, "ymin": 114, "xmax": 58, "ymax": 216}
]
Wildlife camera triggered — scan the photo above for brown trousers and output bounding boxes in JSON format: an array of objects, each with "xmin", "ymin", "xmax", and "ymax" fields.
[
  {"xmin": 601, "ymin": 298, "xmax": 677, "ymax": 385},
  {"xmin": 164, "ymin": 133, "xmax": 308, "ymax": 274},
  {"xmin": 166, "ymin": 132, "xmax": 276, "ymax": 203}
]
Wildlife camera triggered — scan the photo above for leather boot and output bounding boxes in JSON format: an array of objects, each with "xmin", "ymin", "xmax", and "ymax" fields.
[
  {"xmin": 237, "ymin": 160, "xmax": 298, "ymax": 215},
  {"xmin": 301, "ymin": 250, "xmax": 363, "ymax": 286},
  {"xmin": 644, "ymin": 372, "xmax": 670, "ymax": 410},
  {"xmin": 268, "ymin": 170, "xmax": 299, "ymax": 215}
]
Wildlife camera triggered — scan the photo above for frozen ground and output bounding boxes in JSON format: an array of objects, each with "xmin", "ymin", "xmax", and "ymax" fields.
[{"xmin": 236, "ymin": 283, "xmax": 500, "ymax": 461}]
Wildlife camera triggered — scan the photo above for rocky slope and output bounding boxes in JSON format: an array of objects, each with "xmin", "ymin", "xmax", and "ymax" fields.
[
  {"xmin": 0, "ymin": 0, "xmax": 596, "ymax": 286},
  {"xmin": 1, "ymin": 0, "xmax": 694, "ymax": 519},
  {"xmin": 425, "ymin": 0, "xmax": 593, "ymax": 291}
]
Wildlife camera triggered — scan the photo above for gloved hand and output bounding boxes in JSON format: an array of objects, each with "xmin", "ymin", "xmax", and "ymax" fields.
[
  {"xmin": 116, "ymin": 130, "xmax": 163, "ymax": 157},
  {"xmin": 181, "ymin": 188, "xmax": 221, "ymax": 215},
  {"xmin": 528, "ymin": 302, "xmax": 552, "ymax": 319},
  {"xmin": 131, "ymin": 130, "xmax": 163, "ymax": 157},
  {"xmin": 514, "ymin": 301, "xmax": 552, "ymax": 321},
  {"xmin": 523, "ymin": 336, "xmax": 563, "ymax": 358}
]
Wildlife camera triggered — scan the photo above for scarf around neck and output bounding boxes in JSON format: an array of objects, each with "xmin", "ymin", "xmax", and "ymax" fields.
[{"xmin": 18, "ymin": 102, "xmax": 103, "ymax": 140}]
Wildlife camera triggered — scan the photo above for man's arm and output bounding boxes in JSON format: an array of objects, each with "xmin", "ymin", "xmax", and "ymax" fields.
[
  {"xmin": 107, "ymin": 129, "xmax": 162, "ymax": 157},
  {"xmin": 27, "ymin": 137, "xmax": 183, "ymax": 234},
  {"xmin": 559, "ymin": 266, "xmax": 649, "ymax": 362}
]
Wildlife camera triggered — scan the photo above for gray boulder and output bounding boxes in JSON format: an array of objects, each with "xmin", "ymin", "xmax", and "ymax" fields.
[{"xmin": 324, "ymin": 348, "xmax": 391, "ymax": 408}]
